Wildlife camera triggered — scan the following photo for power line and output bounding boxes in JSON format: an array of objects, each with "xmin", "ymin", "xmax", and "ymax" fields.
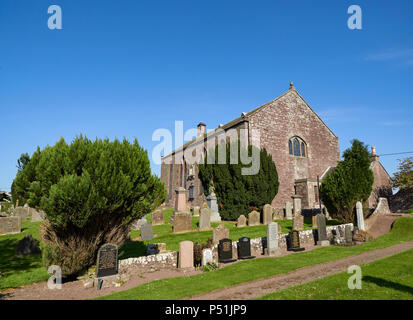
[{"xmin": 379, "ymin": 151, "xmax": 413, "ymax": 157}]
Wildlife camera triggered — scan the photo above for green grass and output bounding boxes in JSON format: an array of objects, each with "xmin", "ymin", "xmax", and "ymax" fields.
[
  {"xmin": 96, "ymin": 217, "xmax": 413, "ymax": 300},
  {"xmin": 120, "ymin": 208, "xmax": 338, "ymax": 259},
  {"xmin": 0, "ymin": 219, "xmax": 49, "ymax": 291},
  {"xmin": 406, "ymin": 209, "xmax": 413, "ymax": 214},
  {"xmin": 257, "ymin": 248, "xmax": 413, "ymax": 300}
]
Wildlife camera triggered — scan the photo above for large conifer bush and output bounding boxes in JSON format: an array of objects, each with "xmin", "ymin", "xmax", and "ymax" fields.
[
  {"xmin": 198, "ymin": 141, "xmax": 279, "ymax": 220},
  {"xmin": 320, "ymin": 139, "xmax": 374, "ymax": 223},
  {"xmin": 11, "ymin": 135, "xmax": 165, "ymax": 276}
]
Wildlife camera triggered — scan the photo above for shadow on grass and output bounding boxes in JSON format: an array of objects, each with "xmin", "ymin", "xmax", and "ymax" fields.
[
  {"xmin": 363, "ymin": 276, "xmax": 413, "ymax": 295},
  {"xmin": 119, "ymin": 240, "xmax": 147, "ymax": 260}
]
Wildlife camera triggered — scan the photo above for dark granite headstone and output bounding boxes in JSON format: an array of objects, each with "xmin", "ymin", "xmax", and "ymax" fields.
[
  {"xmin": 287, "ymin": 230, "xmax": 305, "ymax": 252},
  {"xmin": 237, "ymin": 237, "xmax": 255, "ymax": 259},
  {"xmin": 218, "ymin": 238, "xmax": 236, "ymax": 263},
  {"xmin": 96, "ymin": 243, "xmax": 118, "ymax": 278},
  {"xmin": 140, "ymin": 223, "xmax": 154, "ymax": 240},
  {"xmin": 316, "ymin": 214, "xmax": 328, "ymax": 241}
]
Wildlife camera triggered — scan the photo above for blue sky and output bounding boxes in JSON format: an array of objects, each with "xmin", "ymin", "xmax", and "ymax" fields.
[{"xmin": 0, "ymin": 0, "xmax": 412, "ymax": 191}]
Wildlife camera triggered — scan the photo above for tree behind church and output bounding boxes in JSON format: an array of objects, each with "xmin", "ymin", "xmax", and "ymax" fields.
[
  {"xmin": 198, "ymin": 141, "xmax": 279, "ymax": 220},
  {"xmin": 320, "ymin": 139, "xmax": 374, "ymax": 223}
]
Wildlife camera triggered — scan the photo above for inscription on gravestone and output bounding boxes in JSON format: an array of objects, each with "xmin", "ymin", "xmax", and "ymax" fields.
[
  {"xmin": 288, "ymin": 230, "xmax": 305, "ymax": 252},
  {"xmin": 218, "ymin": 238, "xmax": 236, "ymax": 263},
  {"xmin": 316, "ymin": 214, "xmax": 329, "ymax": 246},
  {"xmin": 96, "ymin": 244, "xmax": 118, "ymax": 278},
  {"xmin": 237, "ymin": 237, "xmax": 255, "ymax": 259}
]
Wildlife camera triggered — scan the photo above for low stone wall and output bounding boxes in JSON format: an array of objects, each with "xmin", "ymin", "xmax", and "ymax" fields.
[{"xmin": 118, "ymin": 223, "xmax": 353, "ymax": 271}]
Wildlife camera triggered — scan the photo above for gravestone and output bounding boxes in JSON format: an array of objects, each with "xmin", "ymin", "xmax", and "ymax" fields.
[
  {"xmin": 285, "ymin": 202, "xmax": 293, "ymax": 219},
  {"xmin": 131, "ymin": 216, "xmax": 147, "ymax": 230},
  {"xmin": 292, "ymin": 195, "xmax": 302, "ymax": 216},
  {"xmin": 292, "ymin": 214, "xmax": 304, "ymax": 231},
  {"xmin": 202, "ymin": 248, "xmax": 214, "ymax": 266},
  {"xmin": 30, "ymin": 208, "xmax": 46, "ymax": 222},
  {"xmin": 316, "ymin": 214, "xmax": 329, "ymax": 246},
  {"xmin": 248, "ymin": 210, "xmax": 260, "ymax": 226},
  {"xmin": 236, "ymin": 215, "xmax": 247, "ymax": 228},
  {"xmin": 312, "ymin": 215, "xmax": 318, "ymax": 228},
  {"xmin": 11, "ymin": 207, "xmax": 30, "ymax": 220},
  {"xmin": 199, "ymin": 207, "xmax": 211, "ymax": 230},
  {"xmin": 266, "ymin": 222, "xmax": 281, "ymax": 256},
  {"xmin": 345, "ymin": 225, "xmax": 354, "ymax": 245},
  {"xmin": 140, "ymin": 223, "xmax": 154, "ymax": 240},
  {"xmin": 193, "ymin": 206, "xmax": 200, "ymax": 217},
  {"xmin": 174, "ymin": 187, "xmax": 188, "ymax": 213},
  {"xmin": 213, "ymin": 224, "xmax": 229, "ymax": 244},
  {"xmin": 218, "ymin": 238, "xmax": 236, "ymax": 263},
  {"xmin": 207, "ymin": 189, "xmax": 221, "ymax": 222},
  {"xmin": 263, "ymin": 204, "xmax": 273, "ymax": 225},
  {"xmin": 151, "ymin": 210, "xmax": 164, "ymax": 226},
  {"xmin": 287, "ymin": 230, "xmax": 305, "ymax": 252},
  {"xmin": 179, "ymin": 241, "xmax": 194, "ymax": 269},
  {"xmin": 0, "ymin": 216, "xmax": 21, "ymax": 235},
  {"xmin": 96, "ymin": 244, "xmax": 118, "ymax": 278},
  {"xmin": 273, "ymin": 208, "xmax": 283, "ymax": 220},
  {"xmin": 237, "ymin": 237, "xmax": 255, "ymax": 259},
  {"xmin": 356, "ymin": 201, "xmax": 365, "ymax": 231},
  {"xmin": 172, "ymin": 212, "xmax": 192, "ymax": 233}
]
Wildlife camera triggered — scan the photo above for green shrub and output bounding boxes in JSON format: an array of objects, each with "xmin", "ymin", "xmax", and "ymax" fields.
[
  {"xmin": 320, "ymin": 139, "xmax": 373, "ymax": 223},
  {"xmin": 198, "ymin": 141, "xmax": 279, "ymax": 220},
  {"xmin": 11, "ymin": 135, "xmax": 165, "ymax": 276}
]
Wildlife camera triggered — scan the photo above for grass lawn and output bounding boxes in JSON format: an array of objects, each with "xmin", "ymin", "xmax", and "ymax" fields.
[
  {"xmin": 120, "ymin": 208, "xmax": 339, "ymax": 259},
  {"xmin": 96, "ymin": 217, "xmax": 413, "ymax": 300},
  {"xmin": 257, "ymin": 248, "xmax": 413, "ymax": 300},
  {"xmin": 0, "ymin": 219, "xmax": 49, "ymax": 291}
]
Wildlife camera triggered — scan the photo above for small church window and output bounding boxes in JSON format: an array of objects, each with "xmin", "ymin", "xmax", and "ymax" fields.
[
  {"xmin": 288, "ymin": 140, "xmax": 293, "ymax": 155},
  {"xmin": 301, "ymin": 142, "xmax": 305, "ymax": 157},
  {"xmin": 293, "ymin": 138, "xmax": 300, "ymax": 156}
]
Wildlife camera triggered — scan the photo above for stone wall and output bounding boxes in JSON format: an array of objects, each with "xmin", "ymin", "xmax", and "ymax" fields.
[{"xmin": 118, "ymin": 223, "xmax": 353, "ymax": 271}]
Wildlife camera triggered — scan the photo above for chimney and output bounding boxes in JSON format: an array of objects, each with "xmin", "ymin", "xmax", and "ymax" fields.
[
  {"xmin": 197, "ymin": 122, "xmax": 206, "ymax": 138},
  {"xmin": 371, "ymin": 146, "xmax": 379, "ymax": 162}
]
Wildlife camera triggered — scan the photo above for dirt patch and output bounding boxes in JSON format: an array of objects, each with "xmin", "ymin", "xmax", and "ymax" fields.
[{"xmin": 184, "ymin": 240, "xmax": 413, "ymax": 300}]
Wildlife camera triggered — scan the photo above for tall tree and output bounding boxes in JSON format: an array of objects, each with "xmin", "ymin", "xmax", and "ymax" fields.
[{"xmin": 392, "ymin": 157, "xmax": 413, "ymax": 190}]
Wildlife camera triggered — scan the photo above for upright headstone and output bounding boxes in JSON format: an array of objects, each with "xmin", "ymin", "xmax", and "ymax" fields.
[
  {"xmin": 179, "ymin": 241, "xmax": 194, "ymax": 269},
  {"xmin": 96, "ymin": 244, "xmax": 118, "ymax": 278},
  {"xmin": 236, "ymin": 215, "xmax": 247, "ymax": 228},
  {"xmin": 292, "ymin": 214, "xmax": 304, "ymax": 231},
  {"xmin": 345, "ymin": 225, "xmax": 354, "ymax": 245},
  {"xmin": 218, "ymin": 238, "xmax": 236, "ymax": 263},
  {"xmin": 207, "ymin": 188, "xmax": 221, "ymax": 222},
  {"xmin": 316, "ymin": 214, "xmax": 329, "ymax": 246},
  {"xmin": 263, "ymin": 204, "xmax": 273, "ymax": 225},
  {"xmin": 174, "ymin": 187, "xmax": 188, "ymax": 213},
  {"xmin": 248, "ymin": 210, "xmax": 260, "ymax": 226},
  {"xmin": 213, "ymin": 224, "xmax": 229, "ymax": 244},
  {"xmin": 285, "ymin": 202, "xmax": 293, "ymax": 220},
  {"xmin": 140, "ymin": 223, "xmax": 154, "ymax": 240},
  {"xmin": 151, "ymin": 210, "xmax": 164, "ymax": 226},
  {"xmin": 273, "ymin": 208, "xmax": 284, "ymax": 220},
  {"xmin": 202, "ymin": 248, "xmax": 214, "ymax": 266},
  {"xmin": 193, "ymin": 206, "xmax": 200, "ymax": 217},
  {"xmin": 237, "ymin": 237, "xmax": 255, "ymax": 259},
  {"xmin": 199, "ymin": 207, "xmax": 211, "ymax": 230},
  {"xmin": 291, "ymin": 195, "xmax": 304, "ymax": 230},
  {"xmin": 288, "ymin": 230, "xmax": 305, "ymax": 252},
  {"xmin": 266, "ymin": 222, "xmax": 281, "ymax": 256},
  {"xmin": 131, "ymin": 216, "xmax": 147, "ymax": 230},
  {"xmin": 172, "ymin": 212, "xmax": 192, "ymax": 233},
  {"xmin": 0, "ymin": 216, "xmax": 21, "ymax": 235},
  {"xmin": 356, "ymin": 201, "xmax": 365, "ymax": 231}
]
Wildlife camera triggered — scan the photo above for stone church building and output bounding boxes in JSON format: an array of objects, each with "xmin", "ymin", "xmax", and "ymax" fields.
[{"xmin": 160, "ymin": 83, "xmax": 391, "ymax": 211}]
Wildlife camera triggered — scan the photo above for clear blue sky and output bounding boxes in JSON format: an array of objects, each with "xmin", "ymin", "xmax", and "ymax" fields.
[{"xmin": 1, "ymin": 0, "xmax": 412, "ymax": 191}]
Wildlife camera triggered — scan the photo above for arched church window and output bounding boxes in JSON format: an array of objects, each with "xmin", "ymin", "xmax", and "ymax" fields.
[
  {"xmin": 293, "ymin": 138, "xmax": 300, "ymax": 156},
  {"xmin": 301, "ymin": 142, "xmax": 305, "ymax": 157},
  {"xmin": 288, "ymin": 140, "xmax": 293, "ymax": 155}
]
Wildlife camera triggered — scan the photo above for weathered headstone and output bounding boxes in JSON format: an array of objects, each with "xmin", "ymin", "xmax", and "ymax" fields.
[
  {"xmin": 179, "ymin": 241, "xmax": 194, "ymax": 269},
  {"xmin": 345, "ymin": 225, "xmax": 354, "ymax": 244},
  {"xmin": 0, "ymin": 216, "xmax": 21, "ymax": 235},
  {"xmin": 151, "ymin": 210, "xmax": 164, "ymax": 226},
  {"xmin": 218, "ymin": 238, "xmax": 236, "ymax": 263},
  {"xmin": 131, "ymin": 216, "xmax": 147, "ymax": 230},
  {"xmin": 172, "ymin": 212, "xmax": 192, "ymax": 233},
  {"xmin": 140, "ymin": 223, "xmax": 154, "ymax": 240},
  {"xmin": 11, "ymin": 207, "xmax": 30, "ymax": 220},
  {"xmin": 316, "ymin": 214, "xmax": 329, "ymax": 246},
  {"xmin": 273, "ymin": 208, "xmax": 284, "ymax": 220},
  {"xmin": 199, "ymin": 207, "xmax": 211, "ymax": 230},
  {"xmin": 285, "ymin": 202, "xmax": 293, "ymax": 219},
  {"xmin": 202, "ymin": 248, "xmax": 214, "ymax": 266},
  {"xmin": 266, "ymin": 222, "xmax": 281, "ymax": 256},
  {"xmin": 96, "ymin": 244, "xmax": 118, "ymax": 278},
  {"xmin": 356, "ymin": 201, "xmax": 365, "ymax": 231},
  {"xmin": 30, "ymin": 208, "xmax": 46, "ymax": 222},
  {"xmin": 174, "ymin": 187, "xmax": 188, "ymax": 212},
  {"xmin": 207, "ymin": 188, "xmax": 221, "ymax": 222},
  {"xmin": 213, "ymin": 224, "xmax": 229, "ymax": 244},
  {"xmin": 287, "ymin": 230, "xmax": 305, "ymax": 252},
  {"xmin": 263, "ymin": 204, "xmax": 273, "ymax": 225},
  {"xmin": 292, "ymin": 214, "xmax": 304, "ymax": 231},
  {"xmin": 237, "ymin": 237, "xmax": 255, "ymax": 259},
  {"xmin": 193, "ymin": 206, "xmax": 200, "ymax": 217},
  {"xmin": 248, "ymin": 210, "xmax": 260, "ymax": 226},
  {"xmin": 236, "ymin": 215, "xmax": 247, "ymax": 228},
  {"xmin": 292, "ymin": 195, "xmax": 302, "ymax": 216}
]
